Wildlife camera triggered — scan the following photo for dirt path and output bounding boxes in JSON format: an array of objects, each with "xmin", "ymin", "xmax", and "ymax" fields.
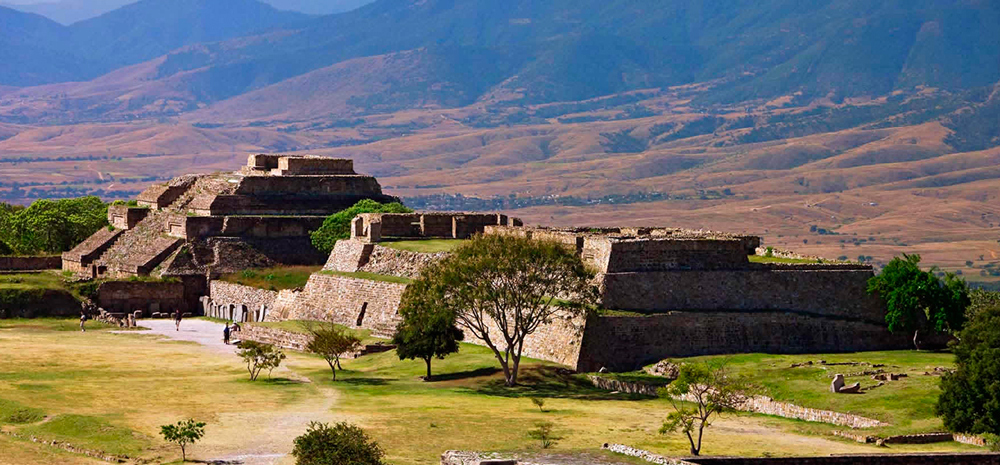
[{"xmin": 131, "ymin": 319, "xmax": 342, "ymax": 465}]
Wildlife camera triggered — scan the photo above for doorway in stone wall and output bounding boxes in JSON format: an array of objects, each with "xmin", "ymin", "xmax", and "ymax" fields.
[{"xmin": 356, "ymin": 302, "xmax": 368, "ymax": 327}]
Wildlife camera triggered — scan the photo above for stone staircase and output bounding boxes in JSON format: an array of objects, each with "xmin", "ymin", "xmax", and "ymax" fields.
[{"xmin": 95, "ymin": 209, "xmax": 180, "ymax": 276}]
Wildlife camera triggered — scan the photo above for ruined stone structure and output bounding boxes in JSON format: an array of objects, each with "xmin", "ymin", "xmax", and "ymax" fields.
[
  {"xmin": 350, "ymin": 212, "xmax": 522, "ymax": 243},
  {"xmin": 63, "ymin": 154, "xmax": 397, "ymax": 310},
  {"xmin": 250, "ymin": 220, "xmax": 909, "ymax": 372}
]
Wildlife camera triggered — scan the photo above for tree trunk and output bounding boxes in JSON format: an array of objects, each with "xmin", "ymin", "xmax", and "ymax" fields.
[
  {"xmin": 694, "ymin": 421, "xmax": 705, "ymax": 456},
  {"xmin": 181, "ymin": 444, "xmax": 186, "ymax": 462},
  {"xmin": 327, "ymin": 359, "xmax": 337, "ymax": 381},
  {"xmin": 913, "ymin": 328, "xmax": 922, "ymax": 351},
  {"xmin": 424, "ymin": 357, "xmax": 432, "ymax": 381}
]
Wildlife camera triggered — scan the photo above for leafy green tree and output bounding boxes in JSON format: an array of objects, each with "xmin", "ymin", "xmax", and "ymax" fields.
[
  {"xmin": 305, "ymin": 322, "xmax": 362, "ymax": 381},
  {"xmin": 409, "ymin": 234, "xmax": 595, "ymax": 386},
  {"xmin": 159, "ymin": 419, "xmax": 206, "ymax": 462},
  {"xmin": 0, "ymin": 197, "xmax": 107, "ymax": 255},
  {"xmin": 235, "ymin": 340, "xmax": 286, "ymax": 381},
  {"xmin": 292, "ymin": 421, "xmax": 386, "ymax": 465},
  {"xmin": 937, "ymin": 306, "xmax": 1000, "ymax": 436},
  {"xmin": 0, "ymin": 240, "xmax": 12, "ymax": 256},
  {"xmin": 309, "ymin": 199, "xmax": 412, "ymax": 253},
  {"xmin": 658, "ymin": 362, "xmax": 756, "ymax": 456},
  {"xmin": 392, "ymin": 282, "xmax": 464, "ymax": 380},
  {"xmin": 867, "ymin": 254, "xmax": 970, "ymax": 349}
]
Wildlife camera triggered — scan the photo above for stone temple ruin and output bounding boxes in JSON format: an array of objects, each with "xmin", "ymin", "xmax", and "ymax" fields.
[
  {"xmin": 62, "ymin": 154, "xmax": 398, "ymax": 312},
  {"xmin": 62, "ymin": 154, "xmax": 911, "ymax": 371}
]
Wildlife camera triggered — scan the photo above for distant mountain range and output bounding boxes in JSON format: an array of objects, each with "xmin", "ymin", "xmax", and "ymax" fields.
[
  {"xmin": 1, "ymin": 0, "xmax": 998, "ymax": 109},
  {"xmin": 0, "ymin": 0, "xmax": 372, "ymax": 24}
]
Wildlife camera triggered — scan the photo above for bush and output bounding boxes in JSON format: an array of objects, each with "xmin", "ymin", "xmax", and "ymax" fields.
[
  {"xmin": 235, "ymin": 341, "xmax": 285, "ymax": 381},
  {"xmin": 309, "ymin": 200, "xmax": 412, "ymax": 254},
  {"xmin": 292, "ymin": 422, "xmax": 386, "ymax": 465},
  {"xmin": 937, "ymin": 306, "xmax": 1000, "ymax": 436},
  {"xmin": 160, "ymin": 419, "xmax": 206, "ymax": 462}
]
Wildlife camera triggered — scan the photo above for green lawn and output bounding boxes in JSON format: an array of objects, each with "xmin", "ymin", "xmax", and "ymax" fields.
[
  {"xmin": 381, "ymin": 239, "xmax": 465, "ymax": 254},
  {"xmin": 218, "ymin": 266, "xmax": 322, "ymax": 290},
  {"xmin": 248, "ymin": 320, "xmax": 376, "ymax": 343},
  {"xmin": 319, "ymin": 270, "xmax": 413, "ymax": 285},
  {"xmin": 660, "ymin": 351, "xmax": 956, "ymax": 436},
  {"xmin": 749, "ymin": 255, "xmax": 828, "ymax": 264},
  {"xmin": 0, "ymin": 319, "xmax": 979, "ymax": 465}
]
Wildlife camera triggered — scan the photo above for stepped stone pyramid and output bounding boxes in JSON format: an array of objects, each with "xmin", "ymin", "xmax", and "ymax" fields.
[{"xmin": 63, "ymin": 154, "xmax": 398, "ymax": 280}]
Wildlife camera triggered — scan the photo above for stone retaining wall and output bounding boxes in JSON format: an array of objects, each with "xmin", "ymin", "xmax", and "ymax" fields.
[
  {"xmin": 268, "ymin": 273, "xmax": 407, "ymax": 337},
  {"xmin": 956, "ymin": 434, "xmax": 989, "ymax": 447},
  {"xmin": 0, "ymin": 256, "xmax": 62, "ymax": 271},
  {"xmin": 358, "ymin": 245, "xmax": 448, "ymax": 279},
  {"xmin": 600, "ymin": 269, "xmax": 883, "ymax": 321},
  {"xmin": 97, "ymin": 281, "xmax": 187, "ymax": 314},
  {"xmin": 576, "ymin": 312, "xmax": 911, "ymax": 372},
  {"xmin": 209, "ymin": 280, "xmax": 278, "ymax": 320}
]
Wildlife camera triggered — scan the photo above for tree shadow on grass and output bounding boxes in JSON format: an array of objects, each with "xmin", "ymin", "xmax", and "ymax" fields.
[
  {"xmin": 471, "ymin": 366, "xmax": 653, "ymax": 401},
  {"xmin": 337, "ymin": 377, "xmax": 391, "ymax": 386},
  {"xmin": 259, "ymin": 377, "xmax": 307, "ymax": 386},
  {"xmin": 426, "ymin": 367, "xmax": 501, "ymax": 382}
]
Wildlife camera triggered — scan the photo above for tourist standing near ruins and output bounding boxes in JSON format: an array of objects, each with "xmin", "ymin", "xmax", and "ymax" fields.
[
  {"xmin": 223, "ymin": 324, "xmax": 231, "ymax": 345},
  {"xmin": 80, "ymin": 311, "xmax": 87, "ymax": 332},
  {"xmin": 174, "ymin": 310, "xmax": 182, "ymax": 331}
]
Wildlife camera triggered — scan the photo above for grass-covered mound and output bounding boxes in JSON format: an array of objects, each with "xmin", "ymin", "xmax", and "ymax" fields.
[
  {"xmin": 0, "ymin": 272, "xmax": 97, "ymax": 318},
  {"xmin": 218, "ymin": 266, "xmax": 322, "ymax": 291}
]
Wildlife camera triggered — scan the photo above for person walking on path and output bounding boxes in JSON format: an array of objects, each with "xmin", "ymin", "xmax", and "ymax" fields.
[
  {"xmin": 174, "ymin": 309, "xmax": 183, "ymax": 331},
  {"xmin": 80, "ymin": 311, "xmax": 88, "ymax": 332},
  {"xmin": 223, "ymin": 324, "xmax": 231, "ymax": 345}
]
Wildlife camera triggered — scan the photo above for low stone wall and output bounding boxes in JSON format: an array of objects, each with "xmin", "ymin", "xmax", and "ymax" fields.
[
  {"xmin": 587, "ymin": 376, "xmax": 885, "ymax": 429},
  {"xmin": 883, "ymin": 433, "xmax": 956, "ymax": 445},
  {"xmin": 587, "ymin": 375, "xmax": 661, "ymax": 396},
  {"xmin": 241, "ymin": 325, "xmax": 311, "ymax": 351},
  {"xmin": 601, "ymin": 444, "xmax": 693, "ymax": 465},
  {"xmin": 956, "ymin": 434, "xmax": 988, "ymax": 447},
  {"xmin": 0, "ymin": 256, "xmax": 62, "ymax": 271}
]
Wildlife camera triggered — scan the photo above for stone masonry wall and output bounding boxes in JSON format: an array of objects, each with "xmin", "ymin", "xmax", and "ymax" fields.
[
  {"xmin": 97, "ymin": 281, "xmax": 187, "ymax": 314},
  {"xmin": 324, "ymin": 240, "xmax": 374, "ymax": 272},
  {"xmin": 0, "ymin": 256, "xmax": 62, "ymax": 271},
  {"xmin": 357, "ymin": 245, "xmax": 447, "ymax": 279},
  {"xmin": 576, "ymin": 312, "xmax": 912, "ymax": 372},
  {"xmin": 269, "ymin": 273, "xmax": 407, "ymax": 337},
  {"xmin": 601, "ymin": 268, "xmax": 884, "ymax": 322},
  {"xmin": 209, "ymin": 281, "xmax": 278, "ymax": 315}
]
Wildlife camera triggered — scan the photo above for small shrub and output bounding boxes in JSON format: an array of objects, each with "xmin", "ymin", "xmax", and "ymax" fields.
[
  {"xmin": 240, "ymin": 270, "xmax": 258, "ymax": 279},
  {"xmin": 160, "ymin": 419, "xmax": 206, "ymax": 462},
  {"xmin": 292, "ymin": 421, "xmax": 386, "ymax": 465},
  {"xmin": 764, "ymin": 246, "xmax": 774, "ymax": 257},
  {"xmin": 530, "ymin": 397, "xmax": 546, "ymax": 412},
  {"xmin": 982, "ymin": 433, "xmax": 1000, "ymax": 452},
  {"xmin": 527, "ymin": 421, "xmax": 558, "ymax": 449},
  {"xmin": 6, "ymin": 408, "xmax": 44, "ymax": 424},
  {"xmin": 235, "ymin": 341, "xmax": 286, "ymax": 381}
]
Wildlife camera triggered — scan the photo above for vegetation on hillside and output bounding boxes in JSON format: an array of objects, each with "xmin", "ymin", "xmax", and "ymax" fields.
[
  {"xmin": 310, "ymin": 199, "xmax": 412, "ymax": 254},
  {"xmin": 0, "ymin": 197, "xmax": 107, "ymax": 255},
  {"xmin": 218, "ymin": 266, "xmax": 321, "ymax": 291}
]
